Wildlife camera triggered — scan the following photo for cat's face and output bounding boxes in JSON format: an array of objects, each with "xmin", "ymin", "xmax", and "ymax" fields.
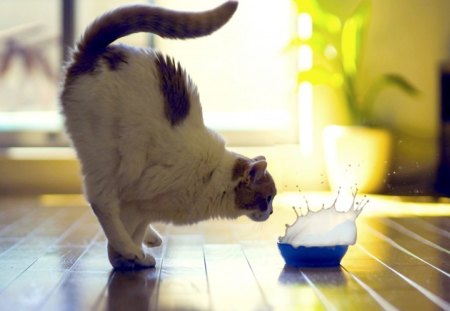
[{"xmin": 233, "ymin": 156, "xmax": 277, "ymax": 222}]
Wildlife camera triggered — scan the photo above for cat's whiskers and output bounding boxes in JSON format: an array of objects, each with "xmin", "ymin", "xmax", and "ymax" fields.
[{"xmin": 243, "ymin": 220, "xmax": 272, "ymax": 241}]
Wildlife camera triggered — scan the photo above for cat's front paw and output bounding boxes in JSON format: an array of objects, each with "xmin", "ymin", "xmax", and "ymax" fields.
[
  {"xmin": 143, "ymin": 226, "xmax": 163, "ymax": 248},
  {"xmin": 110, "ymin": 251, "xmax": 156, "ymax": 270},
  {"xmin": 111, "ymin": 255, "xmax": 156, "ymax": 270},
  {"xmin": 108, "ymin": 243, "xmax": 156, "ymax": 270}
]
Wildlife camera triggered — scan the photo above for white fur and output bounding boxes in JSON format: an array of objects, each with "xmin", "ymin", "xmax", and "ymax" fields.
[{"xmin": 63, "ymin": 46, "xmax": 255, "ymax": 269}]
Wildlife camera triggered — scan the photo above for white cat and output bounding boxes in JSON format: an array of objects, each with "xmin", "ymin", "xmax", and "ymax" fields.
[{"xmin": 61, "ymin": 1, "xmax": 277, "ymax": 269}]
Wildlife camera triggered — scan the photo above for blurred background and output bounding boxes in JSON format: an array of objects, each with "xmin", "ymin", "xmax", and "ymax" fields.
[{"xmin": 1, "ymin": 0, "xmax": 450, "ymax": 197}]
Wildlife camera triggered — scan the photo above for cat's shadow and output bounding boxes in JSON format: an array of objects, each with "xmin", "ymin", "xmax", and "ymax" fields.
[{"xmin": 106, "ymin": 267, "xmax": 159, "ymax": 311}]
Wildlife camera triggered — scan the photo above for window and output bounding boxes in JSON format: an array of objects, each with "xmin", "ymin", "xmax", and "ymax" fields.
[
  {"xmin": 0, "ymin": 0, "xmax": 298, "ymax": 147},
  {"xmin": 0, "ymin": 0, "xmax": 63, "ymax": 146},
  {"xmin": 154, "ymin": 0, "xmax": 297, "ymax": 145}
]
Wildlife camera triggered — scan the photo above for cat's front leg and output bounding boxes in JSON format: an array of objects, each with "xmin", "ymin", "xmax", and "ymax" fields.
[
  {"xmin": 91, "ymin": 200, "xmax": 155, "ymax": 269},
  {"xmin": 143, "ymin": 225, "xmax": 163, "ymax": 247}
]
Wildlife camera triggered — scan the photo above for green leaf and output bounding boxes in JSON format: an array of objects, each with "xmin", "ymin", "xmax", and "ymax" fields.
[
  {"xmin": 341, "ymin": 0, "xmax": 371, "ymax": 76},
  {"xmin": 382, "ymin": 74, "xmax": 419, "ymax": 95},
  {"xmin": 285, "ymin": 33, "xmax": 331, "ymax": 53},
  {"xmin": 293, "ymin": 0, "xmax": 341, "ymax": 34},
  {"xmin": 284, "ymin": 37, "xmax": 303, "ymax": 52},
  {"xmin": 363, "ymin": 73, "xmax": 419, "ymax": 116},
  {"xmin": 315, "ymin": 14, "xmax": 341, "ymax": 35},
  {"xmin": 297, "ymin": 67, "xmax": 343, "ymax": 88}
]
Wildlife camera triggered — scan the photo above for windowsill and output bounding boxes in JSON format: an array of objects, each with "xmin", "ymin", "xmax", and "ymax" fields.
[
  {"xmin": 0, "ymin": 145, "xmax": 329, "ymax": 195},
  {"xmin": 0, "ymin": 109, "xmax": 296, "ymax": 147},
  {"xmin": 0, "ymin": 147, "xmax": 75, "ymax": 159},
  {"xmin": 0, "ymin": 147, "xmax": 82, "ymax": 195}
]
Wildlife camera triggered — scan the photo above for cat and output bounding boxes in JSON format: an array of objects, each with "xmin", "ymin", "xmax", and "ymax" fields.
[{"xmin": 61, "ymin": 1, "xmax": 277, "ymax": 270}]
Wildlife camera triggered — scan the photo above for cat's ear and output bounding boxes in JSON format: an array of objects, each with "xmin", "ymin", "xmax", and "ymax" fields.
[{"xmin": 244, "ymin": 159, "xmax": 267, "ymax": 185}]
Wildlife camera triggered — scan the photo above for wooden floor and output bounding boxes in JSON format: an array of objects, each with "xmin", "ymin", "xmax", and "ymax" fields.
[{"xmin": 0, "ymin": 195, "xmax": 449, "ymax": 311}]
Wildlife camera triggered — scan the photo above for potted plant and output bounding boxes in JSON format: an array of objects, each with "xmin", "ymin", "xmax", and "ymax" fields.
[{"xmin": 290, "ymin": 0, "xmax": 418, "ymax": 193}]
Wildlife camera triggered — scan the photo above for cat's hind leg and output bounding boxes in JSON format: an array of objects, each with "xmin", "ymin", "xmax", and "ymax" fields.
[{"xmin": 143, "ymin": 225, "xmax": 163, "ymax": 248}]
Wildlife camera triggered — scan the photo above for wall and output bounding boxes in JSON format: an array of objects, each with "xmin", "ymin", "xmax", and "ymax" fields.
[{"xmin": 316, "ymin": 0, "xmax": 450, "ymax": 194}]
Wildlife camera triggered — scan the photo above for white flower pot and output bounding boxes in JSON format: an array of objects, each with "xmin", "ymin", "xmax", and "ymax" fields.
[{"xmin": 323, "ymin": 125, "xmax": 393, "ymax": 193}]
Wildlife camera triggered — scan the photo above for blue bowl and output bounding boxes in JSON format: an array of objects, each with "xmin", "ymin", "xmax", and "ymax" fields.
[{"xmin": 277, "ymin": 243, "xmax": 348, "ymax": 268}]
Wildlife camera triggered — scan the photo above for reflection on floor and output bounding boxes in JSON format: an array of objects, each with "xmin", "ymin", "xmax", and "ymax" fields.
[{"xmin": 0, "ymin": 194, "xmax": 449, "ymax": 310}]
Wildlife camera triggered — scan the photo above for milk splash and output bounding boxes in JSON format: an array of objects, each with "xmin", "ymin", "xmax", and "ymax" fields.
[{"xmin": 279, "ymin": 188, "xmax": 368, "ymax": 247}]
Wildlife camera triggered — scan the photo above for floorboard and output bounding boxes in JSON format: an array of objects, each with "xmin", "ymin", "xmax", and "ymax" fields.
[{"xmin": 0, "ymin": 195, "xmax": 449, "ymax": 310}]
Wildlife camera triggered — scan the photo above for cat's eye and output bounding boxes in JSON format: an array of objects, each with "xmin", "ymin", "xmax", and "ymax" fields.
[{"xmin": 267, "ymin": 195, "xmax": 272, "ymax": 203}]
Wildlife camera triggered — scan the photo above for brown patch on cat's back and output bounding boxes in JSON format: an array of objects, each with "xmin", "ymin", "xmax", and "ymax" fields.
[
  {"xmin": 65, "ymin": 46, "xmax": 128, "ymax": 81},
  {"xmin": 101, "ymin": 46, "xmax": 128, "ymax": 71},
  {"xmin": 61, "ymin": 46, "xmax": 128, "ymax": 110},
  {"xmin": 154, "ymin": 52, "xmax": 191, "ymax": 126}
]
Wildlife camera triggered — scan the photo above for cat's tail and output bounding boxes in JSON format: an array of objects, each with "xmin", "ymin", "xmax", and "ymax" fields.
[{"xmin": 77, "ymin": 1, "xmax": 238, "ymax": 55}]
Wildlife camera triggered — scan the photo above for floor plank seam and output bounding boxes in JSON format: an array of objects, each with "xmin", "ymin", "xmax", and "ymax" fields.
[
  {"xmin": 410, "ymin": 218, "xmax": 450, "ymax": 239},
  {"xmin": 151, "ymin": 234, "xmax": 168, "ymax": 311},
  {"xmin": 240, "ymin": 243, "xmax": 271, "ymax": 311},
  {"xmin": 0, "ymin": 209, "xmax": 89, "ymax": 296},
  {"xmin": 357, "ymin": 244, "xmax": 450, "ymax": 310},
  {"xmin": 0, "ymin": 208, "xmax": 67, "ymax": 258},
  {"xmin": 341, "ymin": 266, "xmax": 399, "ymax": 311},
  {"xmin": 300, "ymin": 271, "xmax": 337, "ymax": 311},
  {"xmin": 36, "ymin": 228, "xmax": 103, "ymax": 311},
  {"xmin": 381, "ymin": 218, "xmax": 450, "ymax": 254},
  {"xmin": 365, "ymin": 224, "xmax": 450, "ymax": 277},
  {"xmin": 202, "ymin": 243, "xmax": 214, "ymax": 311}
]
